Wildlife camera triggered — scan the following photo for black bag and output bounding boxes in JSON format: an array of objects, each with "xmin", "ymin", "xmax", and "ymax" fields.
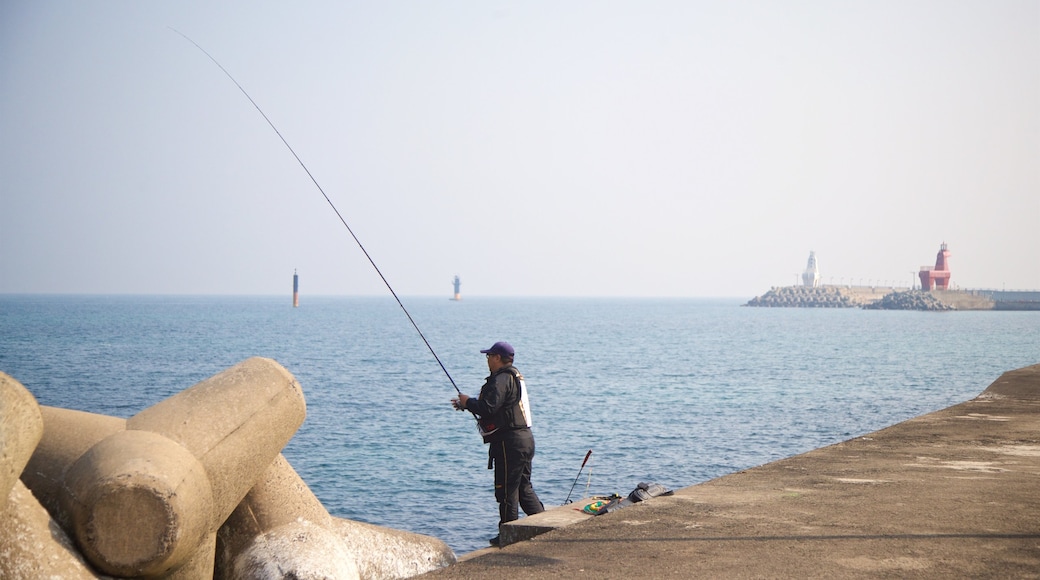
[
  {"xmin": 627, "ymin": 481, "xmax": 674, "ymax": 503},
  {"xmin": 591, "ymin": 482, "xmax": 673, "ymax": 515}
]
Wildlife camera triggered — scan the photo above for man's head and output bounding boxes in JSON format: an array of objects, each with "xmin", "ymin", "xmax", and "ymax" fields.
[{"xmin": 481, "ymin": 341, "xmax": 514, "ymax": 370}]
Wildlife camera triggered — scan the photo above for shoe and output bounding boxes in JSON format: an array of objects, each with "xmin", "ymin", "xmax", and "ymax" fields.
[{"xmin": 489, "ymin": 535, "xmax": 500, "ymax": 547}]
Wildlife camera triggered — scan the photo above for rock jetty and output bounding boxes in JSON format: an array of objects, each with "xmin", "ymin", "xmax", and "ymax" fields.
[
  {"xmin": 863, "ymin": 290, "xmax": 955, "ymax": 311},
  {"xmin": 745, "ymin": 285, "xmax": 1036, "ymax": 311},
  {"xmin": 744, "ymin": 286, "xmax": 972, "ymax": 311},
  {"xmin": 0, "ymin": 359, "xmax": 456, "ymax": 580},
  {"xmin": 744, "ymin": 286, "xmax": 861, "ymax": 308}
]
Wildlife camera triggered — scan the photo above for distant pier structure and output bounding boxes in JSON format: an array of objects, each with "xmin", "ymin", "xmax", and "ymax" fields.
[
  {"xmin": 802, "ymin": 251, "xmax": 821, "ymax": 288},
  {"xmin": 451, "ymin": 275, "xmax": 461, "ymax": 301},
  {"xmin": 293, "ymin": 270, "xmax": 299, "ymax": 307},
  {"xmin": 919, "ymin": 243, "xmax": 951, "ymax": 291}
]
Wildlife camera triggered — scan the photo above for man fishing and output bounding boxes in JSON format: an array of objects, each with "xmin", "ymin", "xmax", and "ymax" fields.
[
  {"xmin": 179, "ymin": 30, "xmax": 542, "ymax": 550},
  {"xmin": 453, "ymin": 341, "xmax": 544, "ymax": 546}
]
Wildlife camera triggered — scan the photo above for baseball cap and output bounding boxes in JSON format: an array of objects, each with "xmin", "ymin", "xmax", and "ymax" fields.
[{"xmin": 480, "ymin": 341, "xmax": 514, "ymax": 357}]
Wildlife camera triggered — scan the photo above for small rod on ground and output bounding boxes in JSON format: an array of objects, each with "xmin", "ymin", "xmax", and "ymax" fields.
[{"xmin": 563, "ymin": 450, "xmax": 593, "ymax": 504}]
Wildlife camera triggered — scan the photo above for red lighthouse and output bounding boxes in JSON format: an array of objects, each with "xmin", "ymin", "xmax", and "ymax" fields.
[{"xmin": 919, "ymin": 243, "xmax": 951, "ymax": 291}]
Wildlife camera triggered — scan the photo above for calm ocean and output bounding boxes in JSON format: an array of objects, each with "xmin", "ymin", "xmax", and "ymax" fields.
[{"xmin": 1, "ymin": 295, "xmax": 1038, "ymax": 554}]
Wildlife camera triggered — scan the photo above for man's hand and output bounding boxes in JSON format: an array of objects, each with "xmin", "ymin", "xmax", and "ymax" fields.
[{"xmin": 452, "ymin": 394, "xmax": 470, "ymax": 411}]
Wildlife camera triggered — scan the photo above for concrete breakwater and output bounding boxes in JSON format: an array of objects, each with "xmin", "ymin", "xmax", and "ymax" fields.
[
  {"xmin": 744, "ymin": 285, "xmax": 895, "ymax": 308},
  {"xmin": 424, "ymin": 363, "xmax": 1040, "ymax": 578},
  {"xmin": 746, "ymin": 286, "xmax": 1039, "ymax": 311},
  {"xmin": 0, "ymin": 358, "xmax": 456, "ymax": 579},
  {"xmin": 944, "ymin": 289, "xmax": 1040, "ymax": 311}
]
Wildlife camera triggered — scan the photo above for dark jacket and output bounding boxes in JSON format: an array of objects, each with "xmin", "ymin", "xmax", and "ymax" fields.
[{"xmin": 466, "ymin": 365, "xmax": 527, "ymax": 443}]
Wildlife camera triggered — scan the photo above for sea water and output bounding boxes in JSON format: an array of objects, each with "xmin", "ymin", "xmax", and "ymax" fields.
[{"xmin": 1, "ymin": 295, "xmax": 1038, "ymax": 554}]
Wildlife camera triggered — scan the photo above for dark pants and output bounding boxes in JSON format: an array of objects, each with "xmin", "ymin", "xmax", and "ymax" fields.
[{"xmin": 489, "ymin": 428, "xmax": 544, "ymax": 526}]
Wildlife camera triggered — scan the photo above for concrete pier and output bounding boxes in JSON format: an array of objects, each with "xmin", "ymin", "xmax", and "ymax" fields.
[{"xmin": 423, "ymin": 363, "xmax": 1040, "ymax": 579}]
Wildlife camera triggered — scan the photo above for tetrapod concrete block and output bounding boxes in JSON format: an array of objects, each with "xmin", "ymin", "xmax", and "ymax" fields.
[
  {"xmin": 62, "ymin": 429, "xmax": 215, "ymax": 577},
  {"xmin": 21, "ymin": 406, "xmax": 126, "ymax": 529},
  {"xmin": 1, "ymin": 374, "xmax": 100, "ymax": 579},
  {"xmin": 58, "ymin": 357, "xmax": 306, "ymax": 578},
  {"xmin": 216, "ymin": 453, "xmax": 360, "ymax": 580},
  {"xmin": 0, "ymin": 479, "xmax": 100, "ymax": 580},
  {"xmin": 217, "ymin": 453, "xmax": 455, "ymax": 580},
  {"xmin": 127, "ymin": 357, "xmax": 307, "ymax": 526},
  {"xmin": 0, "ymin": 371, "xmax": 43, "ymax": 513}
]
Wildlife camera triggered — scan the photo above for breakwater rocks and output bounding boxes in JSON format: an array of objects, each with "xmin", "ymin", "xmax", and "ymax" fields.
[
  {"xmin": 0, "ymin": 358, "xmax": 456, "ymax": 580},
  {"xmin": 746, "ymin": 286, "xmax": 1040, "ymax": 311},
  {"xmin": 862, "ymin": 290, "xmax": 955, "ymax": 311},
  {"xmin": 744, "ymin": 285, "xmax": 885, "ymax": 308}
]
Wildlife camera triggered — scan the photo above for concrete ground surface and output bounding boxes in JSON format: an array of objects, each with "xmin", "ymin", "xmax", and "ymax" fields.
[{"xmin": 422, "ymin": 363, "xmax": 1040, "ymax": 579}]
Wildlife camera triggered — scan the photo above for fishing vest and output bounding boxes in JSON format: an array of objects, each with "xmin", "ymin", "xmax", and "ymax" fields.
[{"xmin": 477, "ymin": 367, "xmax": 533, "ymax": 443}]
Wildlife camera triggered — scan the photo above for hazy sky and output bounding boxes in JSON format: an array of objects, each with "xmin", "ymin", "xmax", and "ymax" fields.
[{"xmin": 2, "ymin": 1, "xmax": 1037, "ymax": 297}]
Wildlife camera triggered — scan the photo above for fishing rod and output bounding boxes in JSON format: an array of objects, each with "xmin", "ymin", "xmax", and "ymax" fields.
[
  {"xmin": 173, "ymin": 29, "xmax": 462, "ymax": 395},
  {"xmin": 563, "ymin": 449, "xmax": 593, "ymax": 504}
]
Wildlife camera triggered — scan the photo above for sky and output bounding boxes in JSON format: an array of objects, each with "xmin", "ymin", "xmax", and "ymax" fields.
[{"xmin": 1, "ymin": 1, "xmax": 1037, "ymax": 298}]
